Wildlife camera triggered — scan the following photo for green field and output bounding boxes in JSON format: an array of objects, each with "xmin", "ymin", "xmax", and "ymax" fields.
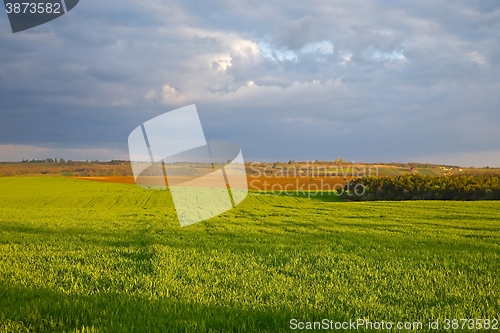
[
  {"xmin": 377, "ymin": 168, "xmax": 402, "ymax": 177},
  {"xmin": 0, "ymin": 177, "xmax": 499, "ymax": 332},
  {"xmin": 416, "ymin": 169, "xmax": 438, "ymax": 176}
]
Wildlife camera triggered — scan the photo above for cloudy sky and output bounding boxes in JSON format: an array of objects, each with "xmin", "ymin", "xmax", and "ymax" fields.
[{"xmin": 0, "ymin": 0, "xmax": 499, "ymax": 166}]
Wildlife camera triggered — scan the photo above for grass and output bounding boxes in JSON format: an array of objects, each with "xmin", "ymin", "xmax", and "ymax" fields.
[
  {"xmin": 0, "ymin": 177, "xmax": 499, "ymax": 332},
  {"xmin": 377, "ymin": 168, "xmax": 402, "ymax": 176},
  {"xmin": 417, "ymin": 169, "xmax": 438, "ymax": 176}
]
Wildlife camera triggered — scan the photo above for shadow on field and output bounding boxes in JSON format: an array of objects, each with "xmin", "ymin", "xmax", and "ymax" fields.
[{"xmin": 0, "ymin": 284, "xmax": 295, "ymax": 333}]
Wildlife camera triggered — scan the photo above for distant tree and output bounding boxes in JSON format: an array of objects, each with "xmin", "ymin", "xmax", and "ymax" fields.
[{"xmin": 343, "ymin": 174, "xmax": 500, "ymax": 201}]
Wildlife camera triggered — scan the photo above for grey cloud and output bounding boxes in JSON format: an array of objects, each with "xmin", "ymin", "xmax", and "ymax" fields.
[
  {"xmin": 271, "ymin": 16, "xmax": 319, "ymax": 51},
  {"xmin": 477, "ymin": 0, "xmax": 500, "ymax": 13},
  {"xmin": 0, "ymin": 0, "xmax": 499, "ymax": 166}
]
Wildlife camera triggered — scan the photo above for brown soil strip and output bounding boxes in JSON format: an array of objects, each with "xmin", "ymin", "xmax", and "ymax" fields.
[{"xmin": 73, "ymin": 175, "xmax": 348, "ymax": 191}]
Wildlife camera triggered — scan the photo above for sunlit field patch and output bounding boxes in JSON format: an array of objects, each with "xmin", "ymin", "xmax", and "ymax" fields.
[{"xmin": 0, "ymin": 177, "xmax": 499, "ymax": 332}]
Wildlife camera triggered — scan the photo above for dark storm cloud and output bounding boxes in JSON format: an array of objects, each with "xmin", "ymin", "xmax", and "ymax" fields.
[{"xmin": 0, "ymin": 0, "xmax": 499, "ymax": 166}]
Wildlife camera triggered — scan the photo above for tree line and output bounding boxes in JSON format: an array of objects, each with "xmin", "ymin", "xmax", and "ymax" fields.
[{"xmin": 344, "ymin": 174, "xmax": 500, "ymax": 201}]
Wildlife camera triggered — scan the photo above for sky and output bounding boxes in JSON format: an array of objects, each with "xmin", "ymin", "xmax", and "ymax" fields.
[{"xmin": 0, "ymin": 0, "xmax": 499, "ymax": 166}]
